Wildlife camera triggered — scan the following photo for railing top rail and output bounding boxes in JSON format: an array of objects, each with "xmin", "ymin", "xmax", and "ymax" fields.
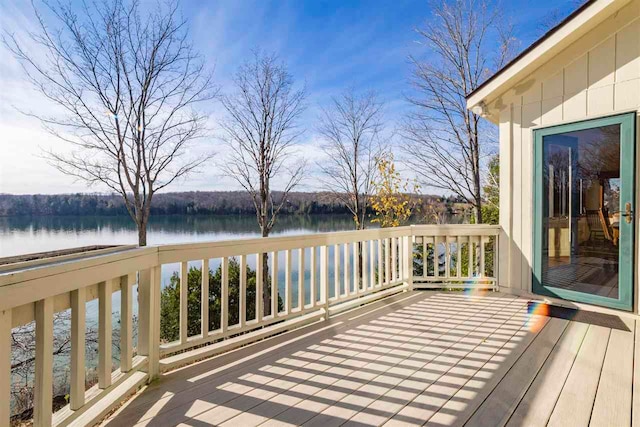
[
  {"xmin": 0, "ymin": 245, "xmax": 139, "ymax": 274},
  {"xmin": 0, "ymin": 246, "xmax": 156, "ymax": 311},
  {"xmin": 156, "ymin": 226, "xmax": 412, "ymax": 251},
  {"xmin": 410, "ymin": 224, "xmax": 501, "ymax": 235},
  {"xmin": 0, "ymin": 223, "xmax": 502, "ymax": 309}
]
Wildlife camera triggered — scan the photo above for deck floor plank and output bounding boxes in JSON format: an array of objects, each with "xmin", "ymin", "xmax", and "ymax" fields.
[
  {"xmin": 505, "ymin": 321, "xmax": 589, "ymax": 427},
  {"xmin": 589, "ymin": 318, "xmax": 635, "ymax": 427},
  {"xmin": 547, "ymin": 325, "xmax": 611, "ymax": 427},
  {"xmin": 461, "ymin": 317, "xmax": 569, "ymax": 427}
]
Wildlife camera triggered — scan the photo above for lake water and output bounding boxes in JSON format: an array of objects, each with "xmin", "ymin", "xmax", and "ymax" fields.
[{"xmin": 0, "ymin": 214, "xmax": 362, "ymax": 258}]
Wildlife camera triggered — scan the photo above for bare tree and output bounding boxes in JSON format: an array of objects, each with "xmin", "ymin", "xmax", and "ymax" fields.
[
  {"xmin": 317, "ymin": 89, "xmax": 386, "ymax": 230},
  {"xmin": 221, "ymin": 51, "xmax": 306, "ymax": 316},
  {"xmin": 10, "ymin": 311, "xmax": 130, "ymax": 421},
  {"xmin": 402, "ymin": 0, "xmax": 517, "ymax": 223},
  {"xmin": 221, "ymin": 51, "xmax": 307, "ymax": 238},
  {"xmin": 3, "ymin": 0, "xmax": 217, "ymax": 245}
]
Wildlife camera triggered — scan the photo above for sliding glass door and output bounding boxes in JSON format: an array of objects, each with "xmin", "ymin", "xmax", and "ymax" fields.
[{"xmin": 533, "ymin": 113, "xmax": 636, "ymax": 310}]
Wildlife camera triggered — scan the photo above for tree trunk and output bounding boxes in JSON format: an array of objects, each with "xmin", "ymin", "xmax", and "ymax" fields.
[
  {"xmin": 137, "ymin": 223, "xmax": 147, "ymax": 247},
  {"xmin": 474, "ymin": 196, "xmax": 483, "ymax": 224},
  {"xmin": 137, "ymin": 210, "xmax": 148, "ymax": 247},
  {"xmin": 260, "ymin": 215, "xmax": 271, "ymax": 316}
]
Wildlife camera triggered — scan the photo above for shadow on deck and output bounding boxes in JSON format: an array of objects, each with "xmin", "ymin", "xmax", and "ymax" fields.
[{"xmin": 102, "ymin": 291, "xmax": 637, "ymax": 427}]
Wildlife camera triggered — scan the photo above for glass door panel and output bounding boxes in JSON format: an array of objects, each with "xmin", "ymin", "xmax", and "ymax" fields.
[{"xmin": 533, "ymin": 113, "xmax": 635, "ymax": 310}]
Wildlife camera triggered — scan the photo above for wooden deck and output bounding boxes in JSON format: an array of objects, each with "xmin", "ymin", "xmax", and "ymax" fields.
[{"xmin": 101, "ymin": 291, "xmax": 639, "ymax": 427}]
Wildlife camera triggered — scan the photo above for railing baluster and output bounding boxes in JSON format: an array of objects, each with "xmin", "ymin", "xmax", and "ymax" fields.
[
  {"xmin": 468, "ymin": 237, "xmax": 475, "ymax": 277},
  {"xmin": 369, "ymin": 240, "xmax": 375, "ymax": 290},
  {"xmin": 398, "ymin": 237, "xmax": 404, "ymax": 282},
  {"xmin": 385, "ymin": 238, "xmax": 391, "ymax": 284},
  {"xmin": 445, "ymin": 237, "xmax": 451, "ymax": 280},
  {"xmin": 377, "ymin": 239, "xmax": 383, "ymax": 287},
  {"xmin": 320, "ymin": 246, "xmax": 329, "ymax": 316},
  {"xmin": 391, "ymin": 237, "xmax": 397, "ymax": 282},
  {"xmin": 334, "ymin": 244, "xmax": 341, "ymax": 298},
  {"xmin": 309, "ymin": 247, "xmax": 316, "ymax": 307},
  {"xmin": 240, "ymin": 255, "xmax": 247, "ymax": 326},
  {"xmin": 285, "ymin": 250, "xmax": 292, "ymax": 314},
  {"xmin": 362, "ymin": 240, "xmax": 369, "ymax": 291},
  {"xmin": 422, "ymin": 237, "xmax": 428, "ymax": 278},
  {"xmin": 34, "ymin": 297, "xmax": 53, "ymax": 427},
  {"xmin": 201, "ymin": 260, "xmax": 210, "ymax": 337},
  {"xmin": 353, "ymin": 241, "xmax": 360, "ymax": 294},
  {"xmin": 256, "ymin": 254, "xmax": 263, "ymax": 322},
  {"xmin": 121, "ymin": 275, "xmax": 133, "ymax": 373},
  {"xmin": 221, "ymin": 257, "xmax": 229, "ymax": 333},
  {"xmin": 480, "ymin": 237, "xmax": 486, "ymax": 277},
  {"xmin": 271, "ymin": 252, "xmax": 278, "ymax": 317},
  {"xmin": 457, "ymin": 236, "xmax": 462, "ymax": 279},
  {"xmin": 180, "ymin": 261, "xmax": 188, "ymax": 344},
  {"xmin": 434, "ymin": 236, "xmax": 440, "ymax": 279},
  {"xmin": 98, "ymin": 279, "xmax": 113, "ymax": 389},
  {"xmin": 70, "ymin": 288, "xmax": 86, "ymax": 409},
  {"xmin": 0, "ymin": 309, "xmax": 10, "ymax": 425},
  {"xmin": 493, "ymin": 236, "xmax": 499, "ymax": 286},
  {"xmin": 298, "ymin": 248, "xmax": 305, "ymax": 310},
  {"xmin": 343, "ymin": 243, "xmax": 350, "ymax": 296}
]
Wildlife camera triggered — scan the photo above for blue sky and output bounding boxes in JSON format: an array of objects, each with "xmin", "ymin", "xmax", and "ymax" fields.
[{"xmin": 0, "ymin": 0, "xmax": 579, "ymax": 194}]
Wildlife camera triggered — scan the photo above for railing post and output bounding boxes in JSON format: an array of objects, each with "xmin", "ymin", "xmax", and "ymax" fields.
[
  {"xmin": 70, "ymin": 287, "xmax": 86, "ymax": 409},
  {"xmin": 98, "ymin": 279, "xmax": 113, "ymax": 389},
  {"xmin": 34, "ymin": 297, "xmax": 53, "ymax": 427},
  {"xmin": 0, "ymin": 309, "xmax": 11, "ymax": 425},
  {"xmin": 121, "ymin": 274, "xmax": 134, "ymax": 373},
  {"xmin": 139, "ymin": 267, "xmax": 160, "ymax": 380}
]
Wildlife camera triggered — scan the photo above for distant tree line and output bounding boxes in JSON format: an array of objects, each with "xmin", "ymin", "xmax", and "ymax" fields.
[{"xmin": 0, "ymin": 191, "xmax": 462, "ymax": 217}]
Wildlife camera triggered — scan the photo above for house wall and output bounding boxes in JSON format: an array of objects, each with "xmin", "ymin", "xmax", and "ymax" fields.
[{"xmin": 493, "ymin": 0, "xmax": 640, "ymax": 310}]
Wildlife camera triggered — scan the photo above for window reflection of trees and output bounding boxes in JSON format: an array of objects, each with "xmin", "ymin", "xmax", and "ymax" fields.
[{"xmin": 544, "ymin": 125, "xmax": 621, "ymax": 219}]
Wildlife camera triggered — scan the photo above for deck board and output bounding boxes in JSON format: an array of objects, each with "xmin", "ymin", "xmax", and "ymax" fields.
[
  {"xmin": 547, "ymin": 325, "xmax": 611, "ymax": 427},
  {"xmin": 463, "ymin": 317, "xmax": 568, "ymax": 427},
  {"xmin": 100, "ymin": 291, "xmax": 639, "ymax": 427},
  {"xmin": 590, "ymin": 318, "xmax": 635, "ymax": 427},
  {"xmin": 505, "ymin": 321, "xmax": 589, "ymax": 427}
]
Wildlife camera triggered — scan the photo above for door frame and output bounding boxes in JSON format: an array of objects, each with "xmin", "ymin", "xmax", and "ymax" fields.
[{"xmin": 532, "ymin": 112, "xmax": 636, "ymax": 311}]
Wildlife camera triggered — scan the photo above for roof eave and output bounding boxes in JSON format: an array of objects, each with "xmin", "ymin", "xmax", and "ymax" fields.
[{"xmin": 466, "ymin": 0, "xmax": 631, "ymax": 120}]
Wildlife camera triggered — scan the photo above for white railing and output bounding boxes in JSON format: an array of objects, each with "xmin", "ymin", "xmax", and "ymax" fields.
[
  {"xmin": 0, "ymin": 224, "xmax": 499, "ymax": 427},
  {"xmin": 411, "ymin": 224, "xmax": 499, "ymax": 288}
]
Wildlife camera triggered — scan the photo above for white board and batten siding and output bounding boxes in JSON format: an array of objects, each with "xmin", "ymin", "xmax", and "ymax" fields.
[{"xmin": 495, "ymin": 0, "xmax": 640, "ymax": 309}]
